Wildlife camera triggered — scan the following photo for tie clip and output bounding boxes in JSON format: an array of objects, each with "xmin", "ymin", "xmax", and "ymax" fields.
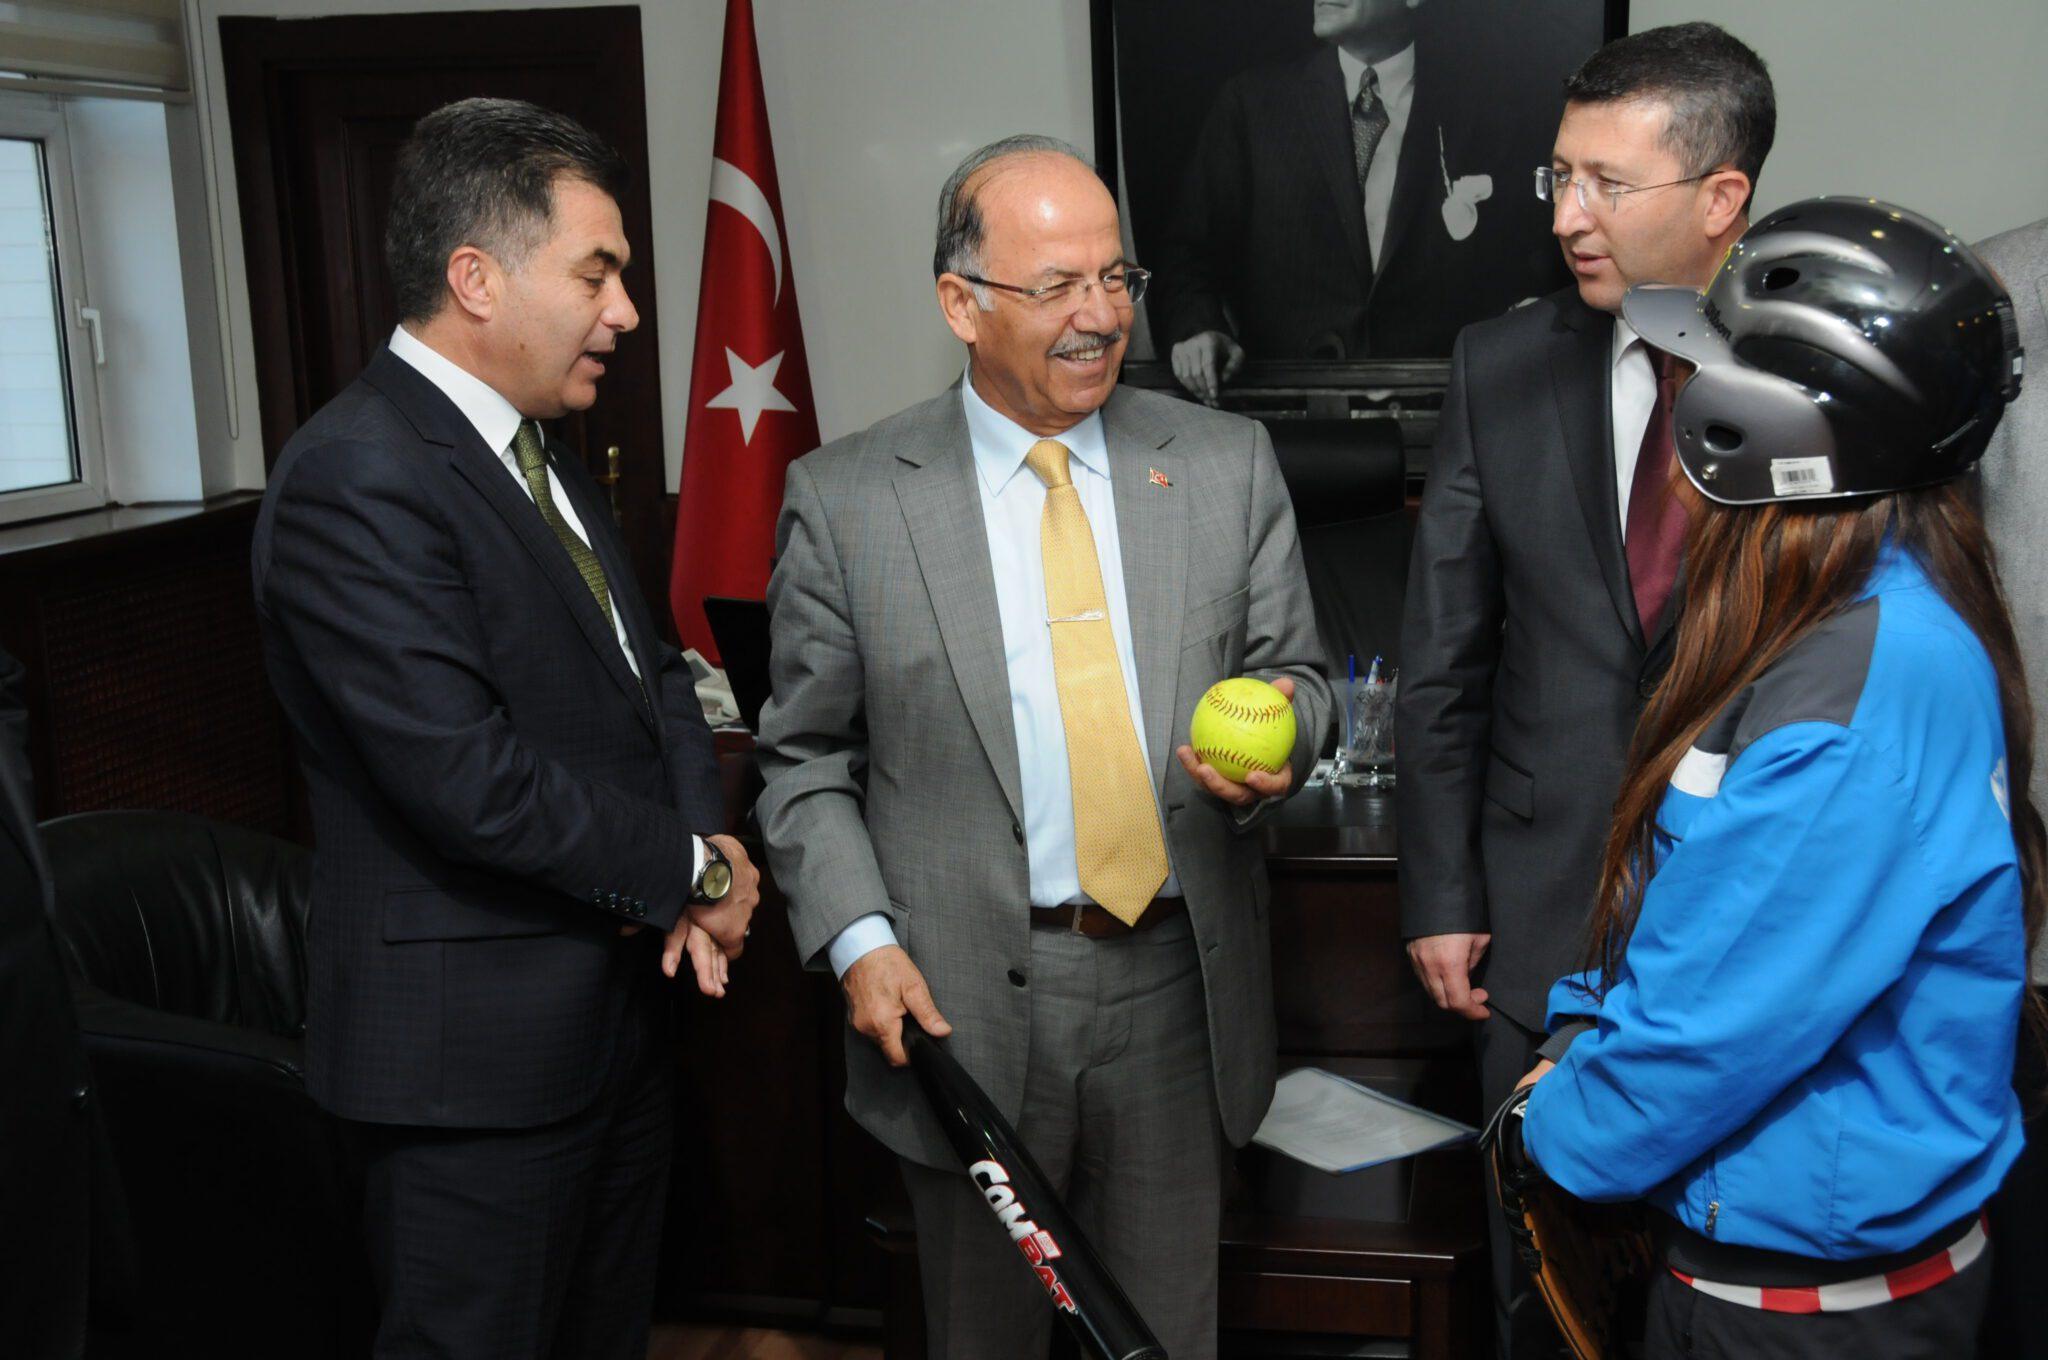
[{"xmin": 1048, "ymin": 609, "xmax": 1107, "ymax": 624}]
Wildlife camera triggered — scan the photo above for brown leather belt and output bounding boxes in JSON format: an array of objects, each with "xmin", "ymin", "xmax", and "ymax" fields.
[{"xmin": 1031, "ymin": 896, "xmax": 1186, "ymax": 940}]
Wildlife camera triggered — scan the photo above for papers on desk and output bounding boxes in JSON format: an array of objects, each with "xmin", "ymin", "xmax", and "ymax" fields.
[{"xmin": 1252, "ymin": 1067, "xmax": 1476, "ymax": 1174}]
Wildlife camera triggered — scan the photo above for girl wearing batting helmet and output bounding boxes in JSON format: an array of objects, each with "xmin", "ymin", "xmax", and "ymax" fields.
[{"xmin": 1515, "ymin": 197, "xmax": 2043, "ymax": 1359}]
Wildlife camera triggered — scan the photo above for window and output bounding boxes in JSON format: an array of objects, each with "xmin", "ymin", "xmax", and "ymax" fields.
[{"xmin": 0, "ymin": 98, "xmax": 105, "ymax": 522}]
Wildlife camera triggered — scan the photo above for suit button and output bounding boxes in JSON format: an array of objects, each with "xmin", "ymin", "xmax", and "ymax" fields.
[
  {"xmin": 73, "ymin": 1083, "xmax": 90, "ymax": 1110},
  {"xmin": 1008, "ymin": 969, "xmax": 1027, "ymax": 988},
  {"xmin": 1638, "ymin": 677, "xmax": 1657, "ymax": 699},
  {"xmin": 1012, "ymin": 822, "xmax": 1024, "ymax": 846}
]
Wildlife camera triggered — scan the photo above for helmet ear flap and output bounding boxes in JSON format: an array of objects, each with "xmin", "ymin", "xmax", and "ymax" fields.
[{"xmin": 1671, "ymin": 364, "xmax": 1838, "ymax": 505}]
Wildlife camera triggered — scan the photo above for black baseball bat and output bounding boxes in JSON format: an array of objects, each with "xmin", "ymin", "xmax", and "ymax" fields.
[{"xmin": 905, "ymin": 1028, "xmax": 1168, "ymax": 1360}]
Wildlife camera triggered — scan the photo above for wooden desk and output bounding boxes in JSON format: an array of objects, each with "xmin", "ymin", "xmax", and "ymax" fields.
[{"xmin": 1224, "ymin": 782, "xmax": 1486, "ymax": 1358}]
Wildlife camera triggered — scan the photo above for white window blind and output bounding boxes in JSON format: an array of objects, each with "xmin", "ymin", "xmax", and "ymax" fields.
[{"xmin": 0, "ymin": 1, "xmax": 188, "ymax": 95}]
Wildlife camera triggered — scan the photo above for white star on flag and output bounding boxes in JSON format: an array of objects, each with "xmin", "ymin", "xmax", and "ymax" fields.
[{"xmin": 704, "ymin": 347, "xmax": 799, "ymax": 444}]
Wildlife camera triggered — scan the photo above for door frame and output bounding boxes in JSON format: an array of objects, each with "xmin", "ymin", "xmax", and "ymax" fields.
[{"xmin": 220, "ymin": 6, "xmax": 674, "ymax": 610}]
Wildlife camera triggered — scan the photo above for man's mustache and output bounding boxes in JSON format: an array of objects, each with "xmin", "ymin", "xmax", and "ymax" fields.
[{"xmin": 1049, "ymin": 329, "xmax": 1123, "ymax": 357}]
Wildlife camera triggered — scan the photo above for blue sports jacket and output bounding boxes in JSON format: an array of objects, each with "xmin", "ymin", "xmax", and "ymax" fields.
[{"xmin": 1523, "ymin": 545, "xmax": 2028, "ymax": 1259}]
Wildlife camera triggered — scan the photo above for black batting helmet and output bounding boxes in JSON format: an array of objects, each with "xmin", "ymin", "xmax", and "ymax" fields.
[{"xmin": 1623, "ymin": 197, "xmax": 2023, "ymax": 506}]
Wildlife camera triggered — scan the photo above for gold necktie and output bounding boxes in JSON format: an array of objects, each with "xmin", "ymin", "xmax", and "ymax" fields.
[{"xmin": 1025, "ymin": 439, "xmax": 1169, "ymax": 925}]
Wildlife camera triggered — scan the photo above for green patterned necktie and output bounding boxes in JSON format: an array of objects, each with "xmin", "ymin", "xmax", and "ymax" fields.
[{"xmin": 511, "ymin": 420, "xmax": 614, "ymax": 627}]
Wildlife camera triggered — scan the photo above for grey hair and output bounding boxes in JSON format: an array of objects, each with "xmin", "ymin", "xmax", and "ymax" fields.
[{"xmin": 933, "ymin": 134, "xmax": 1092, "ymax": 309}]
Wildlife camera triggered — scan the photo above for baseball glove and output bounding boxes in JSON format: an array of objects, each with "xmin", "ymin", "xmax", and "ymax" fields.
[{"xmin": 1480, "ymin": 1085, "xmax": 1654, "ymax": 1360}]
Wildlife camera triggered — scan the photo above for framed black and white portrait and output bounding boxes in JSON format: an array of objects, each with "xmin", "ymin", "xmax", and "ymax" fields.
[{"xmin": 1096, "ymin": 0, "xmax": 1627, "ymax": 367}]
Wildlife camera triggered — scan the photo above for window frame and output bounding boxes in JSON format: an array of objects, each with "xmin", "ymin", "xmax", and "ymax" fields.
[{"xmin": 0, "ymin": 94, "xmax": 109, "ymax": 524}]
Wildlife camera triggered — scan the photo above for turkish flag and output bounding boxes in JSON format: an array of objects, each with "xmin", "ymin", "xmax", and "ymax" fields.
[{"xmin": 670, "ymin": 0, "xmax": 820, "ymax": 662}]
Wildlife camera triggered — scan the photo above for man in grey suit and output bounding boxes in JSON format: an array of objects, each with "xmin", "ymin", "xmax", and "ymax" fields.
[
  {"xmin": 756, "ymin": 136, "xmax": 1331, "ymax": 1358},
  {"xmin": 1973, "ymin": 215, "xmax": 2047, "ymax": 1360},
  {"xmin": 1394, "ymin": 25, "xmax": 1773, "ymax": 1357}
]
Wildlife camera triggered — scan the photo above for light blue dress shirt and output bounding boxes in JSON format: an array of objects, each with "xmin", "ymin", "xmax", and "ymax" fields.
[{"xmin": 825, "ymin": 370, "xmax": 1180, "ymax": 977}]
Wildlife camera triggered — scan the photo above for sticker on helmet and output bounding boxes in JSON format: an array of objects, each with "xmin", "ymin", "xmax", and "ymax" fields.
[{"xmin": 1770, "ymin": 457, "xmax": 1835, "ymax": 497}]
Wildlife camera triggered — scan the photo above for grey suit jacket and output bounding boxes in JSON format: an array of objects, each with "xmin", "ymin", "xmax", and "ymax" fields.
[
  {"xmin": 1396, "ymin": 289, "xmax": 1678, "ymax": 1030},
  {"xmin": 755, "ymin": 381, "xmax": 1333, "ymax": 1168},
  {"xmin": 1975, "ymin": 217, "xmax": 2048, "ymax": 982}
]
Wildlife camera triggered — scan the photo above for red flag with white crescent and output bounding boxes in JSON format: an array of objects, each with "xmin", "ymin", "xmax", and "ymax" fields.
[{"xmin": 669, "ymin": 0, "xmax": 819, "ymax": 661}]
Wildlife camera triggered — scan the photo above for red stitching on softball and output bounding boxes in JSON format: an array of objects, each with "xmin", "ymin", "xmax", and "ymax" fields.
[
  {"xmin": 1205, "ymin": 695, "xmax": 1289, "ymax": 723},
  {"xmin": 1194, "ymin": 744, "xmax": 1284, "ymax": 774}
]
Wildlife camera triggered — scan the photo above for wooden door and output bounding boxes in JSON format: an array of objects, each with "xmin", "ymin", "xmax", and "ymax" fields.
[{"xmin": 221, "ymin": 7, "xmax": 672, "ymax": 612}]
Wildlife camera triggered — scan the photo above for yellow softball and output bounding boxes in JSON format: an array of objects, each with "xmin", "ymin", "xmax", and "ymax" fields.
[{"xmin": 1189, "ymin": 677, "xmax": 1296, "ymax": 784}]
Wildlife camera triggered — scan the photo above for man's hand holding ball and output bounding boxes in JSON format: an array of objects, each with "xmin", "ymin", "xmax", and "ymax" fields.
[{"xmin": 1176, "ymin": 675, "xmax": 1298, "ymax": 808}]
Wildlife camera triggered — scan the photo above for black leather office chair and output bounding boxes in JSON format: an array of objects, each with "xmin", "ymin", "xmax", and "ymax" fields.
[
  {"xmin": 40, "ymin": 810, "xmax": 372, "ymax": 1360},
  {"xmin": 1260, "ymin": 416, "xmax": 1412, "ymax": 694}
]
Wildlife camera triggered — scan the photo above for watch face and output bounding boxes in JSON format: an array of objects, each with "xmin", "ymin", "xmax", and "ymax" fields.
[{"xmin": 701, "ymin": 860, "xmax": 734, "ymax": 901}]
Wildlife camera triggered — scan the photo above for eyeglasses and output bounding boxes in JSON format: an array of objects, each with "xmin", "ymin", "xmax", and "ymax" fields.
[
  {"xmin": 1534, "ymin": 167, "xmax": 1712, "ymax": 215},
  {"xmin": 956, "ymin": 266, "xmax": 1152, "ymax": 310}
]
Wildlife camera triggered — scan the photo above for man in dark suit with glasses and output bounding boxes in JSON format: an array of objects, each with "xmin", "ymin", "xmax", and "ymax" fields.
[{"xmin": 1396, "ymin": 23, "xmax": 1776, "ymax": 1356}]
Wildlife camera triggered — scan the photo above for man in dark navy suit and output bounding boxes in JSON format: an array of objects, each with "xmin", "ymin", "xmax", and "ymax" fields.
[
  {"xmin": 252, "ymin": 98, "xmax": 759, "ymax": 1360},
  {"xmin": 1153, "ymin": 0, "xmax": 1567, "ymax": 398}
]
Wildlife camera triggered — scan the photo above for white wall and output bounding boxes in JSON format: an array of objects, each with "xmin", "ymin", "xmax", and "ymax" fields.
[
  {"xmin": 1630, "ymin": 0, "xmax": 2048, "ymax": 243},
  {"xmin": 190, "ymin": 0, "xmax": 1097, "ymax": 492},
  {"xmin": 187, "ymin": 0, "xmax": 2048, "ymax": 495}
]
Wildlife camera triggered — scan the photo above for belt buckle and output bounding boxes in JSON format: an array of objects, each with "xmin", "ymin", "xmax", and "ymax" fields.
[{"xmin": 1071, "ymin": 903, "xmax": 1089, "ymax": 936}]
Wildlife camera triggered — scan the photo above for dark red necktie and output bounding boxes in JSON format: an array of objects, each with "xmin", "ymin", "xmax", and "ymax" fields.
[{"xmin": 1625, "ymin": 348, "xmax": 1690, "ymax": 638}]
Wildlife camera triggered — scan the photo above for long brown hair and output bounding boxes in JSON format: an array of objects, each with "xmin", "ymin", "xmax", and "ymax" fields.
[{"xmin": 1583, "ymin": 481, "xmax": 2048, "ymax": 1057}]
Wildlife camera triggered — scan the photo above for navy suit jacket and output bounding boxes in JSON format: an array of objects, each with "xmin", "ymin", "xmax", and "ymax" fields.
[
  {"xmin": 253, "ymin": 346, "xmax": 721, "ymax": 1128},
  {"xmin": 1150, "ymin": 42, "xmax": 1566, "ymax": 360}
]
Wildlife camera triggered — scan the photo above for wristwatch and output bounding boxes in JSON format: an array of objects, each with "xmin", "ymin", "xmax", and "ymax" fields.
[{"xmin": 690, "ymin": 839, "xmax": 733, "ymax": 905}]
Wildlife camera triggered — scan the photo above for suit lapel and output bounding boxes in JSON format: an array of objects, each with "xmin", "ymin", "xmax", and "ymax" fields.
[
  {"xmin": 1297, "ymin": 47, "xmax": 1371, "ymax": 286},
  {"xmin": 1548, "ymin": 300, "xmax": 1644, "ymax": 649},
  {"xmin": 448, "ymin": 434, "xmax": 655, "ymax": 728},
  {"xmin": 1102, "ymin": 391, "xmax": 1186, "ymax": 796},
  {"xmin": 365, "ymin": 350, "xmax": 656, "ymax": 727},
  {"xmin": 893, "ymin": 397, "xmax": 1025, "ymax": 826},
  {"xmin": 1369, "ymin": 43, "xmax": 1445, "ymax": 291},
  {"xmin": 547, "ymin": 434, "xmax": 660, "ymax": 723}
]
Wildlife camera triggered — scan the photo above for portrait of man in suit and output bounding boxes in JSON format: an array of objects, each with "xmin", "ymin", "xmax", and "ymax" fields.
[
  {"xmin": 1138, "ymin": 0, "xmax": 1578, "ymax": 399},
  {"xmin": 1393, "ymin": 24, "xmax": 1775, "ymax": 1356},
  {"xmin": 756, "ymin": 135, "xmax": 1332, "ymax": 1359},
  {"xmin": 252, "ymin": 98, "xmax": 760, "ymax": 1360}
]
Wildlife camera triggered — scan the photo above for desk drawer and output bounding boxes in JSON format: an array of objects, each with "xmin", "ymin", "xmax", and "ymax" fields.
[{"xmin": 1220, "ymin": 1269, "xmax": 1413, "ymax": 1335}]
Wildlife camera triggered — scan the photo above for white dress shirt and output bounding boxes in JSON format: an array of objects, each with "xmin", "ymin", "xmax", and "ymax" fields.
[
  {"xmin": 1335, "ymin": 42, "xmax": 1418, "ymax": 271},
  {"xmin": 825, "ymin": 372, "xmax": 1181, "ymax": 978},
  {"xmin": 387, "ymin": 325, "xmax": 640, "ymax": 677},
  {"xmin": 1610, "ymin": 316, "xmax": 1659, "ymax": 542}
]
